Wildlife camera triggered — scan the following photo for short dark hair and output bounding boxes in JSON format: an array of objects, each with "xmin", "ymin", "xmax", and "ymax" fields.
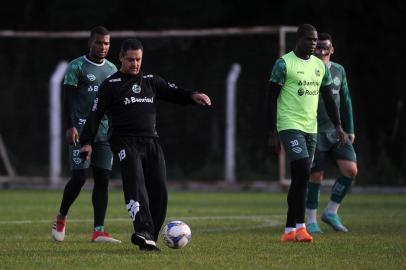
[
  {"xmin": 297, "ymin": 24, "xmax": 317, "ymax": 39},
  {"xmin": 120, "ymin": 39, "xmax": 144, "ymax": 54},
  {"xmin": 318, "ymin": 32, "xmax": 333, "ymax": 43},
  {"xmin": 90, "ymin": 26, "xmax": 109, "ymax": 38}
]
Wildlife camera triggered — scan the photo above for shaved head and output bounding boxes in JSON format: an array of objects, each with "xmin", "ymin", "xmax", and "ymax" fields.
[{"xmin": 297, "ymin": 24, "xmax": 317, "ymax": 40}]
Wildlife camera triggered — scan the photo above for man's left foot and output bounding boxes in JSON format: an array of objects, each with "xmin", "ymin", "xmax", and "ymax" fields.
[
  {"xmin": 295, "ymin": 227, "xmax": 313, "ymax": 242},
  {"xmin": 51, "ymin": 215, "xmax": 67, "ymax": 242},
  {"xmin": 131, "ymin": 232, "xmax": 159, "ymax": 251},
  {"xmin": 321, "ymin": 210, "xmax": 348, "ymax": 232},
  {"xmin": 307, "ymin": 222, "xmax": 323, "ymax": 234},
  {"xmin": 280, "ymin": 231, "xmax": 296, "ymax": 243},
  {"xmin": 91, "ymin": 231, "xmax": 122, "ymax": 243}
]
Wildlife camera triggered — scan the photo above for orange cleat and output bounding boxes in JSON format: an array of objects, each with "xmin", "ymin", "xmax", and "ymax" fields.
[
  {"xmin": 295, "ymin": 227, "xmax": 313, "ymax": 242},
  {"xmin": 280, "ymin": 231, "xmax": 296, "ymax": 242}
]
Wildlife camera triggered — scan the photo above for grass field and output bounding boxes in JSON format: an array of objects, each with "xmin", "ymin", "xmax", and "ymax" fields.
[{"xmin": 0, "ymin": 190, "xmax": 405, "ymax": 270}]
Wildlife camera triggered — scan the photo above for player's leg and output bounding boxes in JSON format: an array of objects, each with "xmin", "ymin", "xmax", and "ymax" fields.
[
  {"xmin": 306, "ymin": 171, "xmax": 324, "ymax": 234},
  {"xmin": 322, "ymin": 141, "xmax": 357, "ymax": 232},
  {"xmin": 306, "ymin": 149, "xmax": 326, "ymax": 234},
  {"xmin": 279, "ymin": 130, "xmax": 313, "ymax": 242},
  {"xmin": 284, "ymin": 173, "xmax": 298, "ymax": 241},
  {"xmin": 92, "ymin": 167, "xmax": 109, "ymax": 230},
  {"xmin": 52, "ymin": 145, "xmax": 89, "ymax": 241},
  {"xmin": 143, "ymin": 139, "xmax": 168, "ymax": 242},
  {"xmin": 291, "ymin": 157, "xmax": 313, "ymax": 242},
  {"xmin": 59, "ymin": 169, "xmax": 88, "ymax": 216},
  {"xmin": 111, "ymin": 137, "xmax": 158, "ymax": 251},
  {"xmin": 60, "ymin": 145, "xmax": 91, "ymax": 216},
  {"xmin": 328, "ymin": 160, "xmax": 357, "ymax": 211},
  {"xmin": 89, "ymin": 142, "xmax": 120, "ymax": 243},
  {"xmin": 293, "ymin": 132, "xmax": 317, "ymax": 240},
  {"xmin": 52, "ymin": 169, "xmax": 87, "ymax": 241}
]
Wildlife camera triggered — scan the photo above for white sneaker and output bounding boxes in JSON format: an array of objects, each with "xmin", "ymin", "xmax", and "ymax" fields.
[{"xmin": 51, "ymin": 215, "xmax": 66, "ymax": 242}]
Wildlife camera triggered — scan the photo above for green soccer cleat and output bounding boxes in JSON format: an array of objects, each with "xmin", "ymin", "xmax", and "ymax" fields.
[
  {"xmin": 307, "ymin": 223, "xmax": 323, "ymax": 234},
  {"xmin": 321, "ymin": 211, "xmax": 348, "ymax": 232}
]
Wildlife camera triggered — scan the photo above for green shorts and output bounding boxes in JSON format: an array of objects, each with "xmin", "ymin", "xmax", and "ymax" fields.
[
  {"xmin": 279, "ymin": 129, "xmax": 317, "ymax": 162},
  {"xmin": 69, "ymin": 140, "xmax": 113, "ymax": 171},
  {"xmin": 311, "ymin": 130, "xmax": 357, "ymax": 172}
]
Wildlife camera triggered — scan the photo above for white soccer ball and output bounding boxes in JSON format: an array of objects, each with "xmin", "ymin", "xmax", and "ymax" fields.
[{"xmin": 162, "ymin": 220, "xmax": 192, "ymax": 249}]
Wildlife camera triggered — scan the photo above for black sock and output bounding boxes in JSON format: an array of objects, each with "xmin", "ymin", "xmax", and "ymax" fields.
[
  {"xmin": 59, "ymin": 169, "xmax": 87, "ymax": 216},
  {"xmin": 286, "ymin": 158, "xmax": 310, "ymax": 227},
  {"xmin": 92, "ymin": 167, "xmax": 110, "ymax": 228}
]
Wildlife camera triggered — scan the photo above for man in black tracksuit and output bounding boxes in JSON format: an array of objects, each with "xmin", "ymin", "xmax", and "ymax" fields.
[{"xmin": 79, "ymin": 39, "xmax": 211, "ymax": 251}]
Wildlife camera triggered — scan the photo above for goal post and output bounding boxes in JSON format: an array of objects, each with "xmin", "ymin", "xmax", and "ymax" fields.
[
  {"xmin": 0, "ymin": 26, "xmax": 297, "ymax": 185},
  {"xmin": 49, "ymin": 61, "xmax": 68, "ymax": 186}
]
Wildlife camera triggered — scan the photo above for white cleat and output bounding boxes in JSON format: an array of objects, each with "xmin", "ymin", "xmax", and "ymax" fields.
[{"xmin": 51, "ymin": 215, "xmax": 66, "ymax": 242}]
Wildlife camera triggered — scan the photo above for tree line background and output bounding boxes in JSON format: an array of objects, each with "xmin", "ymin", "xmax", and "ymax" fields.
[{"xmin": 0, "ymin": 1, "xmax": 404, "ymax": 185}]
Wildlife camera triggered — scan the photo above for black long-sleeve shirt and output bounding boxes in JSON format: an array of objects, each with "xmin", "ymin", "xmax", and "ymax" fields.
[{"xmin": 80, "ymin": 71, "xmax": 195, "ymax": 145}]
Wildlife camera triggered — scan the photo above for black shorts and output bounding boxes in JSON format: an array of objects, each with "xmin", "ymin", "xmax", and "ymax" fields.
[
  {"xmin": 69, "ymin": 140, "xmax": 112, "ymax": 170},
  {"xmin": 311, "ymin": 130, "xmax": 357, "ymax": 172},
  {"xmin": 279, "ymin": 129, "xmax": 317, "ymax": 162}
]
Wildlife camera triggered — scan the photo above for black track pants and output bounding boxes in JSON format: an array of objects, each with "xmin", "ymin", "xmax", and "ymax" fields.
[{"xmin": 111, "ymin": 136, "xmax": 168, "ymax": 242}]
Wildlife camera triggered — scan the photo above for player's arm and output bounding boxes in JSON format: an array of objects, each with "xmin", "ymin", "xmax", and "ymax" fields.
[
  {"xmin": 63, "ymin": 85, "xmax": 76, "ymax": 129},
  {"xmin": 63, "ymin": 62, "xmax": 80, "ymax": 146},
  {"xmin": 79, "ymin": 81, "xmax": 112, "ymax": 159},
  {"xmin": 266, "ymin": 82, "xmax": 282, "ymax": 154},
  {"xmin": 63, "ymin": 85, "xmax": 80, "ymax": 146},
  {"xmin": 267, "ymin": 58, "xmax": 285, "ymax": 154},
  {"xmin": 153, "ymin": 76, "xmax": 211, "ymax": 105},
  {"xmin": 339, "ymin": 67, "xmax": 355, "ymax": 142},
  {"xmin": 320, "ymin": 65, "xmax": 346, "ymax": 145}
]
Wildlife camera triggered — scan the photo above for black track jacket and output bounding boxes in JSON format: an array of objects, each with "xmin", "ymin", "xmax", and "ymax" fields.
[{"xmin": 80, "ymin": 71, "xmax": 196, "ymax": 145}]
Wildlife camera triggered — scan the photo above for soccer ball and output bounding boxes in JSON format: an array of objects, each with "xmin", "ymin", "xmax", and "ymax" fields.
[{"xmin": 162, "ymin": 220, "xmax": 192, "ymax": 249}]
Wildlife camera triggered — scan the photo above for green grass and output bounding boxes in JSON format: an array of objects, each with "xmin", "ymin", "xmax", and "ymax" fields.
[{"xmin": 0, "ymin": 190, "xmax": 405, "ymax": 270}]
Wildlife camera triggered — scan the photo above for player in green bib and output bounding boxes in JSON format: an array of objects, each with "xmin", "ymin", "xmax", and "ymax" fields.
[
  {"xmin": 52, "ymin": 26, "xmax": 120, "ymax": 243},
  {"xmin": 306, "ymin": 33, "xmax": 358, "ymax": 234},
  {"xmin": 267, "ymin": 24, "xmax": 346, "ymax": 243}
]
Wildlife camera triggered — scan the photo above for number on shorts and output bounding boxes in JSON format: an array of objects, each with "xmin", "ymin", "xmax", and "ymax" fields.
[{"xmin": 290, "ymin": 139, "xmax": 299, "ymax": 147}]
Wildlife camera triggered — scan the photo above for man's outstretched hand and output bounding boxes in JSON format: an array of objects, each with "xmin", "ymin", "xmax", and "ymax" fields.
[{"xmin": 192, "ymin": 93, "xmax": 211, "ymax": 106}]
